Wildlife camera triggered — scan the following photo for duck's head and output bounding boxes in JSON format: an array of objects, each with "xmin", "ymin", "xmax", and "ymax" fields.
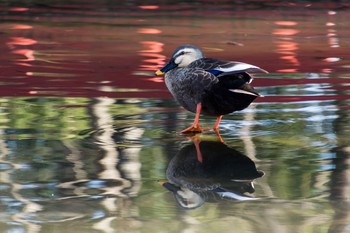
[{"xmin": 155, "ymin": 45, "xmax": 204, "ymax": 76}]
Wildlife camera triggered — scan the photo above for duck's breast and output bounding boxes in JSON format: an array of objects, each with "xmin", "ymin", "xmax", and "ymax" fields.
[{"xmin": 164, "ymin": 68, "xmax": 198, "ymax": 113}]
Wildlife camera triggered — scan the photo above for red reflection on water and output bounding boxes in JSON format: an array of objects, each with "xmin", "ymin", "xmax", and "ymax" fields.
[
  {"xmin": 7, "ymin": 36, "xmax": 37, "ymax": 67},
  {"xmin": 274, "ymin": 21, "xmax": 298, "ymax": 26},
  {"xmin": 273, "ymin": 22, "xmax": 300, "ymax": 73},
  {"xmin": 7, "ymin": 37, "xmax": 37, "ymax": 46},
  {"xmin": 137, "ymin": 28, "xmax": 162, "ymax": 34},
  {"xmin": 0, "ymin": 3, "xmax": 349, "ymax": 102},
  {"xmin": 276, "ymin": 69, "xmax": 297, "ymax": 73},
  {"xmin": 138, "ymin": 5, "xmax": 159, "ymax": 10},
  {"xmin": 138, "ymin": 41, "xmax": 165, "ymax": 72},
  {"xmin": 9, "ymin": 7, "xmax": 29, "ymax": 12},
  {"xmin": 139, "ymin": 41, "xmax": 163, "ymax": 53},
  {"xmin": 322, "ymin": 68, "xmax": 332, "ymax": 73},
  {"xmin": 273, "ymin": 29, "xmax": 299, "ymax": 36},
  {"xmin": 12, "ymin": 49, "xmax": 35, "ymax": 64},
  {"xmin": 138, "ymin": 41, "xmax": 166, "ymax": 83},
  {"xmin": 10, "ymin": 24, "xmax": 33, "ymax": 30}
]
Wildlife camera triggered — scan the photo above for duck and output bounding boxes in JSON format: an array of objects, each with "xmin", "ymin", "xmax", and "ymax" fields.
[{"xmin": 155, "ymin": 45, "xmax": 267, "ymax": 133}]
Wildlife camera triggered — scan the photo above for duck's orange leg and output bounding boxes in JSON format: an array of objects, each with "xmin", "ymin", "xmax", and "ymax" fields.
[
  {"xmin": 213, "ymin": 115, "xmax": 222, "ymax": 130},
  {"xmin": 181, "ymin": 103, "xmax": 203, "ymax": 134},
  {"xmin": 212, "ymin": 116, "xmax": 224, "ymax": 143}
]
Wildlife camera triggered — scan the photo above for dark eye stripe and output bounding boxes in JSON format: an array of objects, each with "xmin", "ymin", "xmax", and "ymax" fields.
[
  {"xmin": 173, "ymin": 51, "xmax": 190, "ymax": 58},
  {"xmin": 173, "ymin": 51, "xmax": 185, "ymax": 59}
]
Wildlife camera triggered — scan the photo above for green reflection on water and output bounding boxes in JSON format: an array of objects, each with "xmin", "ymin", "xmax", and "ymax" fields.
[
  {"xmin": 0, "ymin": 97, "xmax": 90, "ymax": 139},
  {"xmin": 0, "ymin": 96, "xmax": 349, "ymax": 232}
]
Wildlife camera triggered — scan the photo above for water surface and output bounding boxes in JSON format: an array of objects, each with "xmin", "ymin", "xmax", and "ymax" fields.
[{"xmin": 0, "ymin": 1, "xmax": 350, "ymax": 233}]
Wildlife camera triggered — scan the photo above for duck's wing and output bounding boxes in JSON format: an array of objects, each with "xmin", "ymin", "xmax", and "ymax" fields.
[
  {"xmin": 188, "ymin": 58, "xmax": 268, "ymax": 77},
  {"xmin": 167, "ymin": 68, "xmax": 219, "ymax": 102},
  {"xmin": 183, "ymin": 67, "xmax": 219, "ymax": 90}
]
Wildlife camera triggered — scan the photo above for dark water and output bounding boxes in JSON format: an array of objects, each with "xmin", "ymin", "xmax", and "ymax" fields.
[{"xmin": 1, "ymin": 1, "xmax": 350, "ymax": 232}]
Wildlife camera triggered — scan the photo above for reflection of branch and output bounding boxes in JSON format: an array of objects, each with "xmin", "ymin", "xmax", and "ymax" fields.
[{"xmin": 64, "ymin": 140, "xmax": 88, "ymax": 180}]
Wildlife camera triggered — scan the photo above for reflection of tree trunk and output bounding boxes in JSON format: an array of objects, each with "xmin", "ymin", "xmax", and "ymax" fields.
[
  {"xmin": 240, "ymin": 105, "xmax": 257, "ymax": 160},
  {"xmin": 328, "ymin": 95, "xmax": 350, "ymax": 233},
  {"xmin": 92, "ymin": 97, "xmax": 121, "ymax": 183},
  {"xmin": 89, "ymin": 97, "xmax": 143, "ymax": 232},
  {"xmin": 64, "ymin": 139, "xmax": 88, "ymax": 181},
  {"xmin": 240, "ymin": 106, "xmax": 274, "ymax": 198},
  {"xmin": 328, "ymin": 147, "xmax": 350, "ymax": 233},
  {"xmin": 90, "ymin": 97, "xmax": 143, "ymax": 196}
]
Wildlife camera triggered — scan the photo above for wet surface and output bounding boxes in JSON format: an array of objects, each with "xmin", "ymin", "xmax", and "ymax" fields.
[{"xmin": 1, "ymin": 1, "xmax": 350, "ymax": 232}]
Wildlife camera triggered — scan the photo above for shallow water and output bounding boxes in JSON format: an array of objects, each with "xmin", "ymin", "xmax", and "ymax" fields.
[{"xmin": 1, "ymin": 1, "xmax": 350, "ymax": 233}]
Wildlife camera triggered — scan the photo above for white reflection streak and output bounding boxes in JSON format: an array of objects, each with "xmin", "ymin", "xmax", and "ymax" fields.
[
  {"xmin": 93, "ymin": 97, "xmax": 122, "ymax": 186},
  {"xmin": 0, "ymin": 130, "xmax": 41, "ymax": 233},
  {"xmin": 239, "ymin": 107, "xmax": 257, "ymax": 160},
  {"xmin": 327, "ymin": 11, "xmax": 340, "ymax": 48},
  {"xmin": 93, "ymin": 217, "xmax": 116, "ymax": 233},
  {"xmin": 239, "ymin": 108, "xmax": 275, "ymax": 198},
  {"xmin": 11, "ymin": 184, "xmax": 43, "ymax": 233},
  {"xmin": 91, "ymin": 97, "xmax": 119, "ymax": 233},
  {"xmin": 91, "ymin": 97, "xmax": 144, "ymax": 233}
]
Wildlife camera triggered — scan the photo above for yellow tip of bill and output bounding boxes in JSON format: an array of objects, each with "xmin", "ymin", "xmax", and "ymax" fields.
[
  {"xmin": 158, "ymin": 179, "xmax": 168, "ymax": 185},
  {"xmin": 155, "ymin": 70, "xmax": 164, "ymax": 76}
]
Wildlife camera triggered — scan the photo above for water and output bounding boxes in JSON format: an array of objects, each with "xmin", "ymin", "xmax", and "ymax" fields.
[{"xmin": 1, "ymin": 1, "xmax": 350, "ymax": 232}]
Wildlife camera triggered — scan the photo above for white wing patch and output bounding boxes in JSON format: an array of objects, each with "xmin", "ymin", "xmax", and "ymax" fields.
[
  {"xmin": 229, "ymin": 89, "xmax": 260, "ymax": 96},
  {"xmin": 217, "ymin": 62, "xmax": 268, "ymax": 74}
]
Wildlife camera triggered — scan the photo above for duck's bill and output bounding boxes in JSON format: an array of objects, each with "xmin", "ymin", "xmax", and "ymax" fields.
[
  {"xmin": 155, "ymin": 60, "xmax": 178, "ymax": 76},
  {"xmin": 155, "ymin": 70, "xmax": 165, "ymax": 76}
]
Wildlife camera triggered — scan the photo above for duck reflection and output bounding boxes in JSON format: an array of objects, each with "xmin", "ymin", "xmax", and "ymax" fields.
[{"xmin": 161, "ymin": 139, "xmax": 264, "ymax": 209}]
